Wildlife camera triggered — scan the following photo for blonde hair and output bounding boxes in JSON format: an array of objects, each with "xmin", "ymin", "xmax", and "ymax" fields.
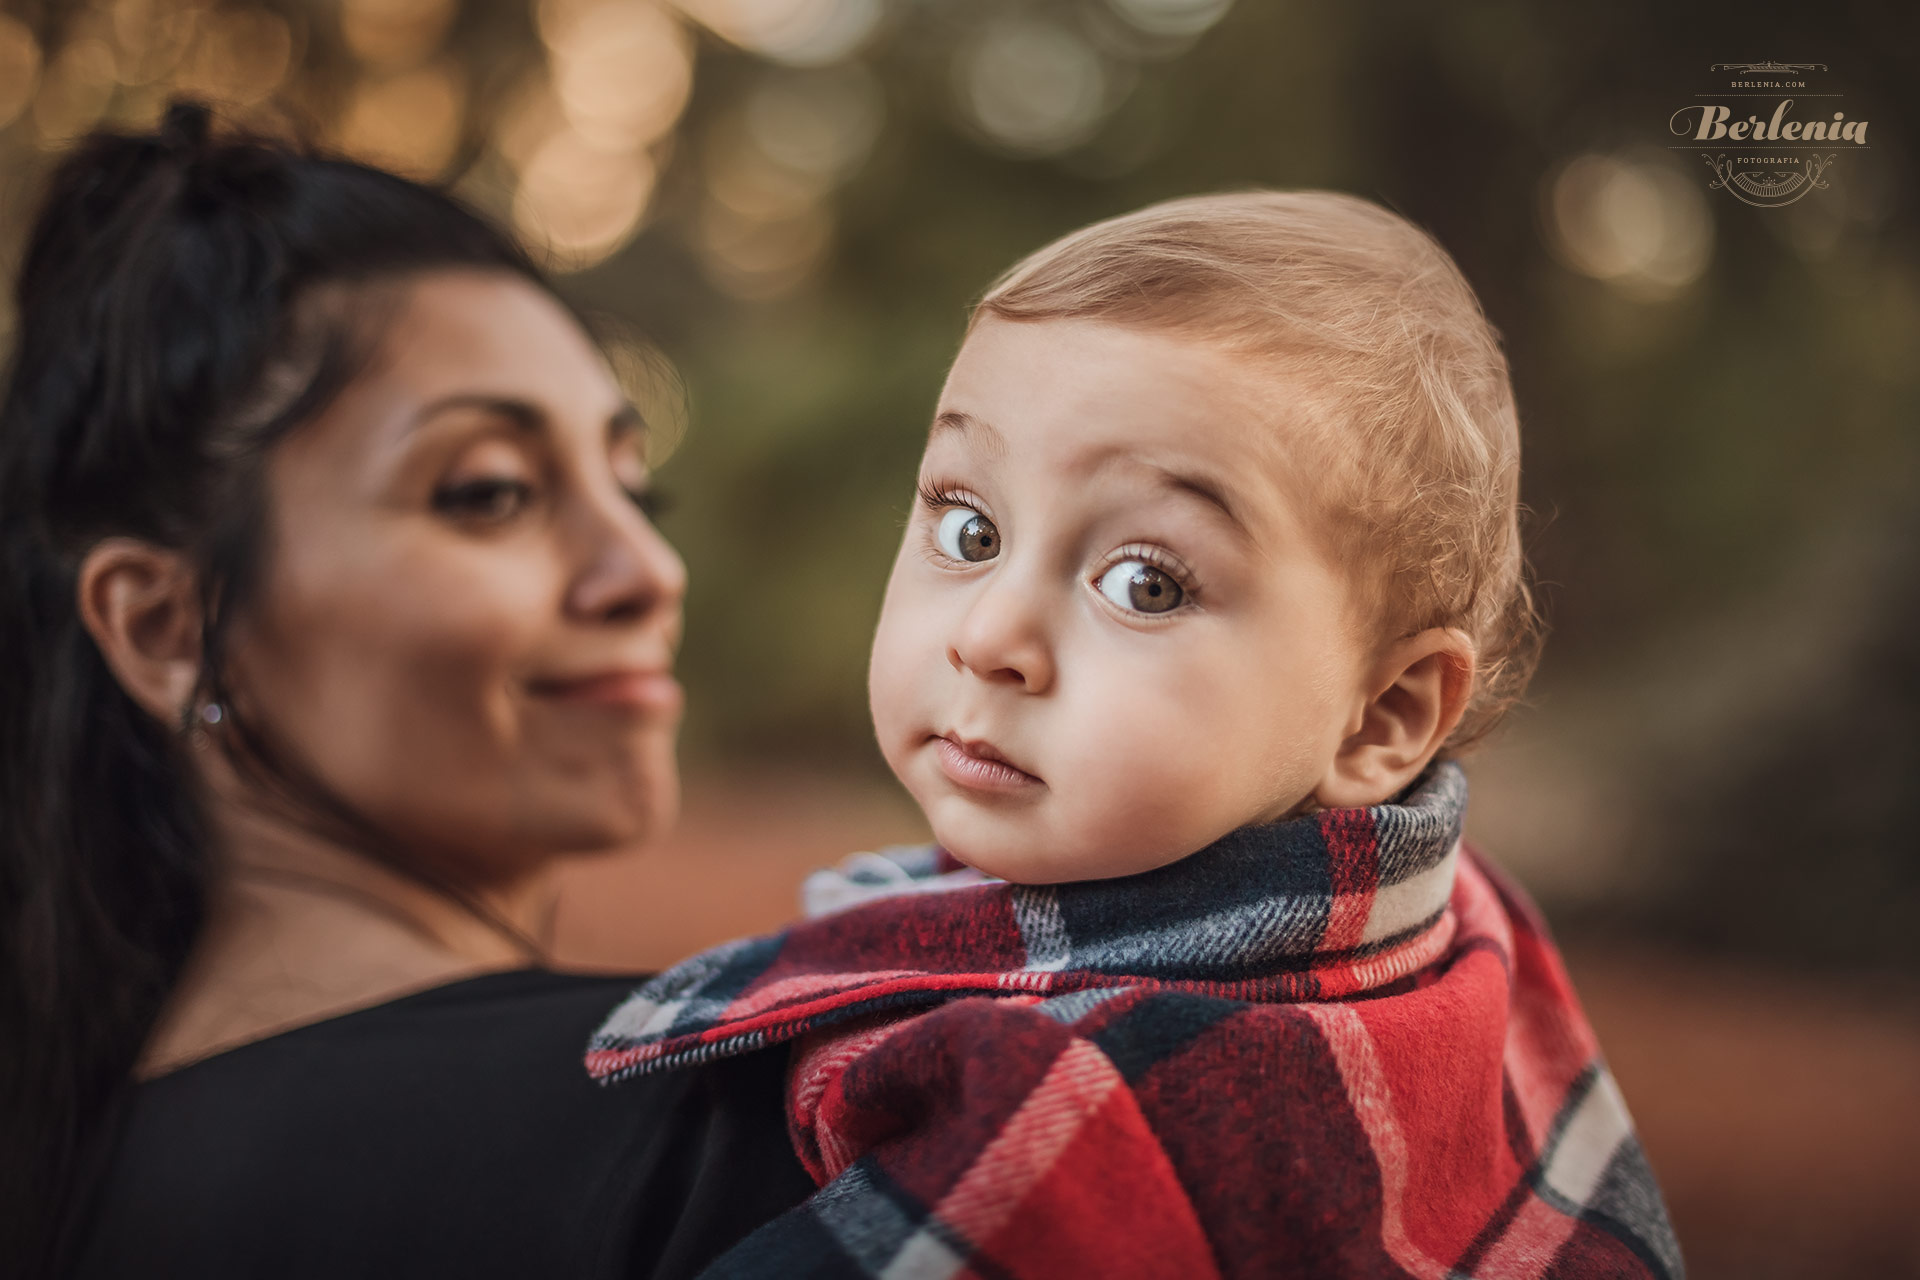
[{"xmin": 971, "ymin": 190, "xmax": 1544, "ymax": 757}]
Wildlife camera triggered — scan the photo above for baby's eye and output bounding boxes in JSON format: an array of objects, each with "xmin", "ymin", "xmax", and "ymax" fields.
[
  {"xmin": 935, "ymin": 507, "xmax": 999, "ymax": 562},
  {"xmin": 1097, "ymin": 559, "xmax": 1184, "ymax": 614}
]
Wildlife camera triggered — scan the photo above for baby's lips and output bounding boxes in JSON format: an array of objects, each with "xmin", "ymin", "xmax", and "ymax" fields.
[{"xmin": 935, "ymin": 733, "xmax": 1043, "ymax": 787}]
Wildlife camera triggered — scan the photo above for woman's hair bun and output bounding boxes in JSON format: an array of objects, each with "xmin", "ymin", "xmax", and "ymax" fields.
[{"xmin": 158, "ymin": 98, "xmax": 214, "ymax": 157}]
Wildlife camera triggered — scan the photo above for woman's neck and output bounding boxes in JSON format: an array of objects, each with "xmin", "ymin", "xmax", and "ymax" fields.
[{"xmin": 137, "ymin": 791, "xmax": 558, "ymax": 1079}]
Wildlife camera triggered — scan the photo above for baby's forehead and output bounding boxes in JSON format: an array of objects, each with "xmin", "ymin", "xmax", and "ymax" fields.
[{"xmin": 932, "ymin": 318, "xmax": 1334, "ymax": 539}]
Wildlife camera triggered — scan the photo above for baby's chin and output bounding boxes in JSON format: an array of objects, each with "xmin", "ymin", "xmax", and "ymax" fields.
[
  {"xmin": 906, "ymin": 762, "xmax": 1213, "ymax": 884},
  {"xmin": 929, "ymin": 817, "xmax": 1194, "ymax": 886}
]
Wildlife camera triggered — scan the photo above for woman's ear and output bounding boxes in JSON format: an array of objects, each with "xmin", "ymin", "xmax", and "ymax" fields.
[
  {"xmin": 75, "ymin": 537, "xmax": 205, "ymax": 728},
  {"xmin": 1313, "ymin": 627, "xmax": 1475, "ymax": 810}
]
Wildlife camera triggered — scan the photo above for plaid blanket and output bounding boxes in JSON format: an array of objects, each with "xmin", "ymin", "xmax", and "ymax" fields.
[{"xmin": 588, "ymin": 762, "xmax": 1683, "ymax": 1279}]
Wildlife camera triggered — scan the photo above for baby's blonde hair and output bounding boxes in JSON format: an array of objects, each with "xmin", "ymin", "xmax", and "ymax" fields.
[{"xmin": 970, "ymin": 190, "xmax": 1543, "ymax": 757}]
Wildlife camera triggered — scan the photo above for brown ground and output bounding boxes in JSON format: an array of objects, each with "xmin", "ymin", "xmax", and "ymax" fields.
[{"xmin": 553, "ymin": 772, "xmax": 1920, "ymax": 1280}]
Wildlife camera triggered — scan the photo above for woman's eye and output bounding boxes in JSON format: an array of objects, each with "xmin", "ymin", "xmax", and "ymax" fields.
[
  {"xmin": 935, "ymin": 506, "xmax": 999, "ymax": 562},
  {"xmin": 624, "ymin": 485, "xmax": 671, "ymax": 521},
  {"xmin": 433, "ymin": 478, "xmax": 533, "ymax": 521},
  {"xmin": 1097, "ymin": 559, "xmax": 1185, "ymax": 614}
]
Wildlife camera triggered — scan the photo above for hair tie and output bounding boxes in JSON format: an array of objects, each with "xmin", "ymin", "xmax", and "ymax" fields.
[{"xmin": 158, "ymin": 99, "xmax": 214, "ymax": 159}]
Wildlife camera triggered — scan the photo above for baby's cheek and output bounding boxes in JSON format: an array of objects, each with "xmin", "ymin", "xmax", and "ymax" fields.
[
  {"xmin": 1054, "ymin": 687, "xmax": 1225, "ymax": 849},
  {"xmin": 866, "ymin": 641, "xmax": 918, "ymax": 747},
  {"xmin": 1069, "ymin": 663, "xmax": 1209, "ymax": 773},
  {"xmin": 868, "ymin": 638, "xmax": 943, "ymax": 802}
]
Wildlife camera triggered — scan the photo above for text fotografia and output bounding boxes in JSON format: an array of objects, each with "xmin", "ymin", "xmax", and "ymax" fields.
[{"xmin": 1671, "ymin": 102, "xmax": 1869, "ymax": 145}]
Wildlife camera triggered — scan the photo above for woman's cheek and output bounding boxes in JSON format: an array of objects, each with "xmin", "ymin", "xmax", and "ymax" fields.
[{"xmin": 294, "ymin": 567, "xmax": 535, "ymax": 826}]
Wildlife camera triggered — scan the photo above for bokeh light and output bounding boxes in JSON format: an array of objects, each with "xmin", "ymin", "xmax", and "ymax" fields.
[
  {"xmin": 1546, "ymin": 150, "xmax": 1715, "ymax": 297},
  {"xmin": 499, "ymin": 0, "xmax": 692, "ymax": 271},
  {"xmin": 696, "ymin": 200, "xmax": 834, "ymax": 299},
  {"xmin": 697, "ymin": 107, "xmax": 835, "ymax": 297},
  {"xmin": 1105, "ymin": 0, "xmax": 1234, "ymax": 38},
  {"xmin": 341, "ymin": 0, "xmax": 458, "ymax": 70},
  {"xmin": 31, "ymin": 34, "xmax": 119, "ymax": 143},
  {"xmin": 0, "ymin": 17, "xmax": 43, "ymax": 131},
  {"xmin": 513, "ymin": 127, "xmax": 660, "ymax": 270},
  {"xmin": 104, "ymin": 0, "xmax": 203, "ymax": 88},
  {"xmin": 955, "ymin": 13, "xmax": 1111, "ymax": 156},
  {"xmin": 170, "ymin": 7, "xmax": 294, "ymax": 108},
  {"xmin": 543, "ymin": 0, "xmax": 693, "ymax": 152},
  {"xmin": 742, "ymin": 63, "xmax": 883, "ymax": 184},
  {"xmin": 706, "ymin": 122, "xmax": 828, "ymax": 222},
  {"xmin": 495, "ymin": 69, "xmax": 568, "ymax": 174},
  {"xmin": 335, "ymin": 62, "xmax": 465, "ymax": 178},
  {"xmin": 689, "ymin": 65, "xmax": 880, "ymax": 298},
  {"xmin": 674, "ymin": 0, "xmax": 883, "ymax": 67}
]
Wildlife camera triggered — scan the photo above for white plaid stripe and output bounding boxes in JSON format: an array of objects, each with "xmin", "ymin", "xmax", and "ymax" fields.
[{"xmin": 1010, "ymin": 886, "xmax": 1071, "ymax": 971}]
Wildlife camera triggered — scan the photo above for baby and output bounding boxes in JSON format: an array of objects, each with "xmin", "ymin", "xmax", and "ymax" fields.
[{"xmin": 588, "ymin": 192, "xmax": 1683, "ymax": 1279}]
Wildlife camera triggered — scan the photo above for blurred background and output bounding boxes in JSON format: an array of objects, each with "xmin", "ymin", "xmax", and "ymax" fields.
[{"xmin": 1, "ymin": 0, "xmax": 1915, "ymax": 1274}]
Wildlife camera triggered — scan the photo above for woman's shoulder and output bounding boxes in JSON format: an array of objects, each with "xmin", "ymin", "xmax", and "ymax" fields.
[
  {"xmin": 74, "ymin": 968, "xmax": 816, "ymax": 1280},
  {"xmin": 134, "ymin": 967, "xmax": 659, "ymax": 1106}
]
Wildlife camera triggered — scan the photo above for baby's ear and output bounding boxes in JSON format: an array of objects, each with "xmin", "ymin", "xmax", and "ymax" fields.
[{"xmin": 1313, "ymin": 628, "xmax": 1475, "ymax": 810}]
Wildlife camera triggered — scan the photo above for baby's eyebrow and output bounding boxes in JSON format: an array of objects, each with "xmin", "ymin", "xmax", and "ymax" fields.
[
  {"xmin": 927, "ymin": 409, "xmax": 1007, "ymax": 460},
  {"xmin": 930, "ymin": 408, "xmax": 1255, "ymax": 544},
  {"xmin": 1141, "ymin": 462, "xmax": 1254, "ymax": 545}
]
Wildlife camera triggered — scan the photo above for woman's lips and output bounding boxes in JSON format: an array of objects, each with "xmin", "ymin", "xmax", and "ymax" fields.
[
  {"xmin": 529, "ymin": 670, "xmax": 683, "ymax": 714},
  {"xmin": 934, "ymin": 735, "xmax": 1041, "ymax": 792}
]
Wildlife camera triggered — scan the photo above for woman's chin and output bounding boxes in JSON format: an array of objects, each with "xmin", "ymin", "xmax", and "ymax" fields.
[{"xmin": 565, "ymin": 788, "xmax": 680, "ymax": 856}]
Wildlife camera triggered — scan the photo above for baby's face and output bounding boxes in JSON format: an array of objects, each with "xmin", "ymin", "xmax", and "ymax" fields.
[{"xmin": 868, "ymin": 316, "xmax": 1371, "ymax": 883}]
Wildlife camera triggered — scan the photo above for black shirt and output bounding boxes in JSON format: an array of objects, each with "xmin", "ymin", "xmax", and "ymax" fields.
[{"xmin": 71, "ymin": 969, "xmax": 815, "ymax": 1279}]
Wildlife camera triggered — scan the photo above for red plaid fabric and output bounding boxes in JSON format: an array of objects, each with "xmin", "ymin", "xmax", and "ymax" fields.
[{"xmin": 588, "ymin": 762, "xmax": 1682, "ymax": 1278}]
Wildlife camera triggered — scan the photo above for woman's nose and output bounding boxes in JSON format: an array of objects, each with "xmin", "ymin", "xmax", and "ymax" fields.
[
  {"xmin": 947, "ymin": 570, "xmax": 1054, "ymax": 694},
  {"xmin": 564, "ymin": 488, "xmax": 687, "ymax": 627}
]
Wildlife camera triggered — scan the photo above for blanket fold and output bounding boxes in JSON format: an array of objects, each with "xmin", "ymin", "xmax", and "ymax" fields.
[{"xmin": 587, "ymin": 761, "xmax": 1684, "ymax": 1279}]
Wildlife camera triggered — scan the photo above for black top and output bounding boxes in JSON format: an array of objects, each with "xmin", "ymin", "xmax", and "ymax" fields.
[{"xmin": 71, "ymin": 969, "xmax": 815, "ymax": 1279}]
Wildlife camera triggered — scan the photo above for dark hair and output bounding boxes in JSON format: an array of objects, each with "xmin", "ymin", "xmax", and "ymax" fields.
[{"xmin": 0, "ymin": 101, "xmax": 558, "ymax": 1274}]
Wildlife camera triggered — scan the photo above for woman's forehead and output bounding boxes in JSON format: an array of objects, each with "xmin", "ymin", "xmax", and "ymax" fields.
[
  {"xmin": 266, "ymin": 272, "xmax": 626, "ymax": 487},
  {"xmin": 366, "ymin": 271, "xmax": 609, "ymax": 391},
  {"xmin": 332, "ymin": 273, "xmax": 620, "ymax": 436}
]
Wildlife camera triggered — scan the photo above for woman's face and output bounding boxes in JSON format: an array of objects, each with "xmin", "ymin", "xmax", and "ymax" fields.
[{"xmin": 221, "ymin": 269, "xmax": 687, "ymax": 882}]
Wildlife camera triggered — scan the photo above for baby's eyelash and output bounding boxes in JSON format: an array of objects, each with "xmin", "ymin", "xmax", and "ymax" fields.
[
  {"xmin": 1102, "ymin": 543, "xmax": 1203, "ymax": 605},
  {"xmin": 916, "ymin": 478, "xmax": 973, "ymax": 512}
]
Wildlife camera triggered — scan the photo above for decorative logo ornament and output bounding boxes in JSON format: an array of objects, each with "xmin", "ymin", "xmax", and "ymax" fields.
[
  {"xmin": 1707, "ymin": 61, "xmax": 1827, "ymax": 74},
  {"xmin": 1669, "ymin": 62, "xmax": 1866, "ymax": 208},
  {"xmin": 1700, "ymin": 151, "xmax": 1835, "ymax": 208}
]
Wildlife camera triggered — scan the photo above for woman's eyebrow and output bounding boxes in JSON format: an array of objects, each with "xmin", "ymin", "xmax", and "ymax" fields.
[
  {"xmin": 404, "ymin": 394, "xmax": 644, "ymax": 442},
  {"xmin": 407, "ymin": 393, "xmax": 542, "ymax": 435}
]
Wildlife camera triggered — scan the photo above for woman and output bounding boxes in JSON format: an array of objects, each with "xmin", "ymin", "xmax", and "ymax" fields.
[{"xmin": 0, "ymin": 103, "xmax": 813, "ymax": 1278}]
